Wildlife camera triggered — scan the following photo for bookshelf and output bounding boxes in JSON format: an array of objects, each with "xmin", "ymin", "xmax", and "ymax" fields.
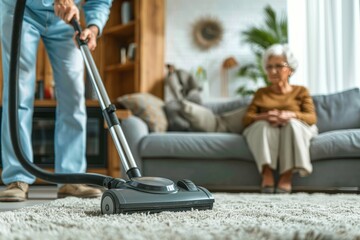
[{"xmin": 96, "ymin": 0, "xmax": 165, "ymax": 101}]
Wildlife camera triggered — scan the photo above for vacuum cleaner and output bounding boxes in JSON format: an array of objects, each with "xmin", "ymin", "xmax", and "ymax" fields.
[{"xmin": 8, "ymin": 0, "xmax": 214, "ymax": 214}]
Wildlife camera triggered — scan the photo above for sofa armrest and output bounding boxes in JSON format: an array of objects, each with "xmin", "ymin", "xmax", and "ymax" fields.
[{"xmin": 120, "ymin": 116, "xmax": 150, "ymax": 173}]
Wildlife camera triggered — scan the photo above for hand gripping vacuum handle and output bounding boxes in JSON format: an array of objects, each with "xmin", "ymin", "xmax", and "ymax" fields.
[{"xmin": 70, "ymin": 19, "xmax": 142, "ymax": 179}]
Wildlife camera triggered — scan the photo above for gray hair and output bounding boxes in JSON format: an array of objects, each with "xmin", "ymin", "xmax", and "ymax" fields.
[{"xmin": 262, "ymin": 44, "xmax": 298, "ymax": 73}]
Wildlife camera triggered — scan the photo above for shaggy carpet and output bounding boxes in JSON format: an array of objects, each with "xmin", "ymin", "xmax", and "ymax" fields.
[{"xmin": 0, "ymin": 193, "xmax": 360, "ymax": 240}]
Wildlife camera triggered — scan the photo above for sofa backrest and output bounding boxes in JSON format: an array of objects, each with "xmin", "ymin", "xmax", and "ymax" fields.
[
  {"xmin": 203, "ymin": 88, "xmax": 360, "ymax": 134},
  {"xmin": 204, "ymin": 96, "xmax": 252, "ymax": 115},
  {"xmin": 312, "ymin": 88, "xmax": 360, "ymax": 133}
]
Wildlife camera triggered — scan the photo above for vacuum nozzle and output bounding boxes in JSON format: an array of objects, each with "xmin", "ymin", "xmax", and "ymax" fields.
[{"xmin": 101, "ymin": 180, "xmax": 214, "ymax": 214}]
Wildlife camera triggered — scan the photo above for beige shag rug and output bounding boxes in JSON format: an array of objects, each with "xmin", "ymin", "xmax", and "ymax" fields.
[{"xmin": 1, "ymin": 193, "xmax": 360, "ymax": 240}]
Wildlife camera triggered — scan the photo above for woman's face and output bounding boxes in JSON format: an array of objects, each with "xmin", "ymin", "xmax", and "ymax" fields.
[{"xmin": 265, "ymin": 55, "xmax": 293, "ymax": 85}]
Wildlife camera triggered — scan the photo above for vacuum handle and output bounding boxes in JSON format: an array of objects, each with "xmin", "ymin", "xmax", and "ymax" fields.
[
  {"xmin": 70, "ymin": 18, "xmax": 87, "ymax": 47},
  {"xmin": 69, "ymin": 18, "xmax": 141, "ymax": 178}
]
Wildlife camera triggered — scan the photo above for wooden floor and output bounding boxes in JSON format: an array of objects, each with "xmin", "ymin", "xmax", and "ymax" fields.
[{"xmin": 0, "ymin": 185, "xmax": 58, "ymax": 212}]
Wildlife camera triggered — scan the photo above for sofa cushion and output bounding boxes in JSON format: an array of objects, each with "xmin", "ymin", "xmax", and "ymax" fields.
[
  {"xmin": 216, "ymin": 107, "xmax": 247, "ymax": 134},
  {"xmin": 164, "ymin": 69, "xmax": 202, "ymax": 104},
  {"xmin": 181, "ymin": 100, "xmax": 217, "ymax": 131},
  {"xmin": 116, "ymin": 93, "xmax": 168, "ymax": 132},
  {"xmin": 163, "ymin": 101, "xmax": 192, "ymax": 131},
  {"xmin": 310, "ymin": 129, "xmax": 360, "ymax": 161},
  {"xmin": 179, "ymin": 100, "xmax": 248, "ymax": 134},
  {"xmin": 312, "ymin": 88, "xmax": 360, "ymax": 133},
  {"xmin": 139, "ymin": 133, "xmax": 254, "ymax": 161}
]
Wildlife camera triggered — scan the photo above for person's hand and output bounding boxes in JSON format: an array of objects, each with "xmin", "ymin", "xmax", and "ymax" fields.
[
  {"xmin": 73, "ymin": 25, "xmax": 99, "ymax": 51},
  {"xmin": 268, "ymin": 111, "xmax": 296, "ymax": 127},
  {"xmin": 266, "ymin": 109, "xmax": 281, "ymax": 126},
  {"xmin": 254, "ymin": 110, "xmax": 280, "ymax": 126},
  {"xmin": 275, "ymin": 110, "xmax": 296, "ymax": 126},
  {"xmin": 54, "ymin": 0, "xmax": 80, "ymax": 23},
  {"xmin": 254, "ymin": 110, "xmax": 296, "ymax": 127}
]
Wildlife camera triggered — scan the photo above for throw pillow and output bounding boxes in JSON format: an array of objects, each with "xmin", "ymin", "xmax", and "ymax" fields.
[
  {"xmin": 312, "ymin": 88, "xmax": 360, "ymax": 133},
  {"xmin": 116, "ymin": 93, "xmax": 168, "ymax": 132},
  {"xmin": 180, "ymin": 100, "xmax": 247, "ymax": 133},
  {"xmin": 180, "ymin": 100, "xmax": 217, "ymax": 132},
  {"xmin": 216, "ymin": 107, "xmax": 247, "ymax": 134},
  {"xmin": 164, "ymin": 69, "xmax": 202, "ymax": 104},
  {"xmin": 163, "ymin": 100, "xmax": 192, "ymax": 131},
  {"xmin": 204, "ymin": 96, "xmax": 252, "ymax": 115}
]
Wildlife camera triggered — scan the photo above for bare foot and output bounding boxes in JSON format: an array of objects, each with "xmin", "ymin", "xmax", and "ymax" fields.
[
  {"xmin": 277, "ymin": 170, "xmax": 292, "ymax": 191},
  {"xmin": 261, "ymin": 165, "xmax": 274, "ymax": 187}
]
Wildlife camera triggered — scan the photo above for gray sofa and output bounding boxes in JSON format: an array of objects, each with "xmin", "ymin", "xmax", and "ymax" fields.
[{"xmin": 121, "ymin": 88, "xmax": 360, "ymax": 192}]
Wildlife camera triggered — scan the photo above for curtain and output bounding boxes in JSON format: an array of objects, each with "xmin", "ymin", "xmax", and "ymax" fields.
[{"xmin": 287, "ymin": 0, "xmax": 360, "ymax": 94}]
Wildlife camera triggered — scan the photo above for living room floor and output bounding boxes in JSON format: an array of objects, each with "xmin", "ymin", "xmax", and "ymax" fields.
[
  {"xmin": 1, "ymin": 185, "xmax": 359, "ymax": 213},
  {"xmin": 0, "ymin": 185, "xmax": 57, "ymax": 212}
]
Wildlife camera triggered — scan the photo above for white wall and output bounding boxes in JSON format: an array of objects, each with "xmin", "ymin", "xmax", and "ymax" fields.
[{"xmin": 165, "ymin": 0, "xmax": 287, "ymax": 99}]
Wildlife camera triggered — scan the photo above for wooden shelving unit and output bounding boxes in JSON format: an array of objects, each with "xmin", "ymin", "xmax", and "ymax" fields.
[
  {"xmin": 33, "ymin": 99, "xmax": 100, "ymax": 108},
  {"xmin": 95, "ymin": 0, "xmax": 165, "ymax": 102},
  {"xmin": 93, "ymin": 0, "xmax": 165, "ymax": 179},
  {"xmin": 105, "ymin": 62, "xmax": 135, "ymax": 73},
  {"xmin": 103, "ymin": 21, "xmax": 136, "ymax": 37}
]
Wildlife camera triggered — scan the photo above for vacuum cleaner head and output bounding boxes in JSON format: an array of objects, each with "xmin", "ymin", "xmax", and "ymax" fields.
[{"xmin": 101, "ymin": 177, "xmax": 214, "ymax": 214}]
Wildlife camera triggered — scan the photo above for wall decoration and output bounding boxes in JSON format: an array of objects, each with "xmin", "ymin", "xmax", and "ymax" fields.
[
  {"xmin": 221, "ymin": 57, "xmax": 239, "ymax": 97},
  {"xmin": 192, "ymin": 16, "xmax": 224, "ymax": 51}
]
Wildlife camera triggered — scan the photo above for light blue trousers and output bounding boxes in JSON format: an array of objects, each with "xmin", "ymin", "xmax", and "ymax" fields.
[{"xmin": 1, "ymin": 1, "xmax": 87, "ymax": 184}]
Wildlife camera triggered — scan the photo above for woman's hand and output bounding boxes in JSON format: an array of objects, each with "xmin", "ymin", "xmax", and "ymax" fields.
[
  {"xmin": 254, "ymin": 110, "xmax": 278, "ymax": 126},
  {"xmin": 278, "ymin": 111, "xmax": 296, "ymax": 122},
  {"xmin": 54, "ymin": 0, "xmax": 80, "ymax": 23},
  {"xmin": 254, "ymin": 110, "xmax": 296, "ymax": 127},
  {"xmin": 267, "ymin": 110, "xmax": 281, "ymax": 126},
  {"xmin": 73, "ymin": 25, "xmax": 99, "ymax": 51},
  {"xmin": 273, "ymin": 110, "xmax": 296, "ymax": 126}
]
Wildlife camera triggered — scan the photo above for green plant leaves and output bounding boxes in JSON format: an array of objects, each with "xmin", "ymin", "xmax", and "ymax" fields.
[{"xmin": 236, "ymin": 5, "xmax": 287, "ymax": 96}]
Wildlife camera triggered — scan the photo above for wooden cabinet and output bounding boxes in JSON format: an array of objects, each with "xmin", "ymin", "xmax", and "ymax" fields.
[{"xmin": 96, "ymin": 0, "xmax": 165, "ymax": 100}]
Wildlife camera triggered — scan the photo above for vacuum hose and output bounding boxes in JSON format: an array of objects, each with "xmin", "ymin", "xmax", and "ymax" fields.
[{"xmin": 8, "ymin": 0, "xmax": 118, "ymax": 188}]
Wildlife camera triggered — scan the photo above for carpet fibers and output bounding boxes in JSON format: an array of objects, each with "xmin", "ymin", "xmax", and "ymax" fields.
[{"xmin": 1, "ymin": 193, "xmax": 360, "ymax": 240}]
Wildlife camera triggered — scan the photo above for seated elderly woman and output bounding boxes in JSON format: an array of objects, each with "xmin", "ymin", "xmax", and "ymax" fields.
[{"xmin": 242, "ymin": 44, "xmax": 318, "ymax": 194}]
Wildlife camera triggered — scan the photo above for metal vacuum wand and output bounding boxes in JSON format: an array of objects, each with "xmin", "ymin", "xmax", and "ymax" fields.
[{"xmin": 71, "ymin": 19, "xmax": 141, "ymax": 179}]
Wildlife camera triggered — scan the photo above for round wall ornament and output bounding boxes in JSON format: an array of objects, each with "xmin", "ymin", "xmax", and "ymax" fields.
[{"xmin": 192, "ymin": 16, "xmax": 224, "ymax": 51}]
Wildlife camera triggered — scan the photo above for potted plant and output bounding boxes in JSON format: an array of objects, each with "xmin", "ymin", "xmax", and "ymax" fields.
[{"xmin": 237, "ymin": 5, "xmax": 288, "ymax": 96}]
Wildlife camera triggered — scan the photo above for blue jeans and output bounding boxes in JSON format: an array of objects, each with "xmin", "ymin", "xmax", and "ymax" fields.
[{"xmin": 1, "ymin": 1, "xmax": 87, "ymax": 184}]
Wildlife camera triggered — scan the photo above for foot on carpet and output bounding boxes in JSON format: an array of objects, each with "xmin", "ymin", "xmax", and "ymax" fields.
[
  {"xmin": 260, "ymin": 185, "xmax": 275, "ymax": 194},
  {"xmin": 58, "ymin": 184, "xmax": 102, "ymax": 198},
  {"xmin": 0, "ymin": 181, "xmax": 29, "ymax": 202}
]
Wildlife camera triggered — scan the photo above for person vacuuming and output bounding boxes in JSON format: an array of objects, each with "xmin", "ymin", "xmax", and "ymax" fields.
[{"xmin": 0, "ymin": 0, "xmax": 112, "ymax": 202}]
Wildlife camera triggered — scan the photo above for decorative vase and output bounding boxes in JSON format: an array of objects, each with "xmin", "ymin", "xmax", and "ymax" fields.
[
  {"xmin": 195, "ymin": 66, "xmax": 210, "ymax": 100},
  {"xmin": 200, "ymin": 80, "xmax": 210, "ymax": 100},
  {"xmin": 121, "ymin": 2, "xmax": 131, "ymax": 24}
]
